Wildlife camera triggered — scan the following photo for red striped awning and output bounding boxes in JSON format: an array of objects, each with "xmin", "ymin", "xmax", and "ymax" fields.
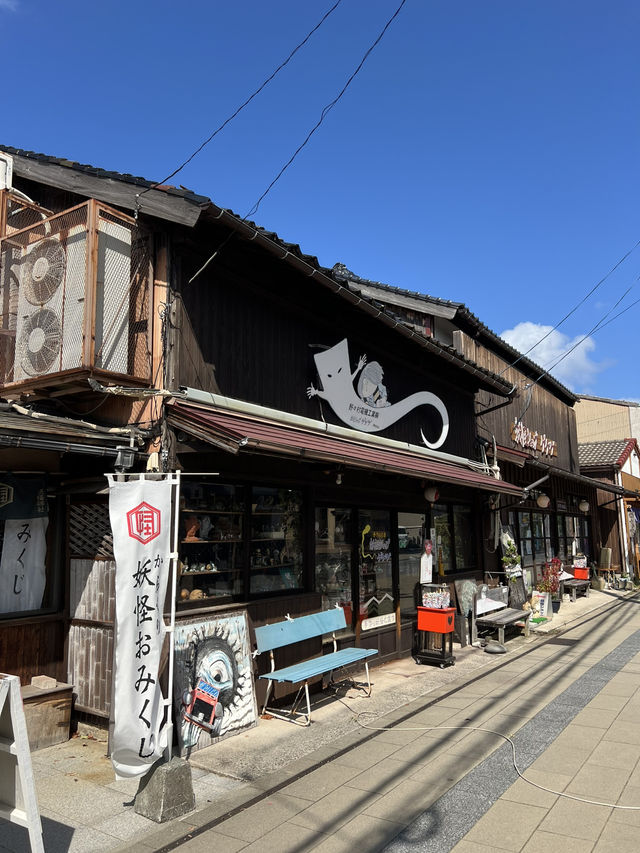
[{"xmin": 167, "ymin": 401, "xmax": 522, "ymax": 496}]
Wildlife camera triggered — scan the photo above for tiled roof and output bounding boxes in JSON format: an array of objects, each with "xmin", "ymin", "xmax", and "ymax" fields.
[
  {"xmin": 0, "ymin": 144, "xmax": 210, "ymax": 206},
  {"xmin": 0, "ymin": 145, "xmax": 516, "ymax": 398},
  {"xmin": 576, "ymin": 394, "xmax": 640, "ymax": 407},
  {"xmin": 332, "ymin": 264, "xmax": 577, "ymax": 404},
  {"xmin": 578, "ymin": 439, "xmax": 638, "ymax": 468}
]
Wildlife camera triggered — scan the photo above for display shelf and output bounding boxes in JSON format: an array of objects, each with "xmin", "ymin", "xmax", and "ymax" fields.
[
  {"xmin": 181, "ymin": 538, "xmax": 243, "ymax": 544},
  {"xmin": 182, "ymin": 509, "xmax": 244, "ymax": 515}
]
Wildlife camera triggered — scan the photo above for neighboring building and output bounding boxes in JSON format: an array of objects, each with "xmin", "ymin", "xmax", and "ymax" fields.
[
  {"xmin": 336, "ymin": 266, "xmax": 640, "ymax": 585},
  {"xmin": 579, "ymin": 439, "xmax": 640, "ymax": 577},
  {"xmin": 575, "ymin": 395, "xmax": 640, "ymax": 444}
]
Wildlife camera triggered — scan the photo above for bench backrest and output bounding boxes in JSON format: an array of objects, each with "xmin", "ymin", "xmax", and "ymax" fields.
[{"xmin": 254, "ymin": 608, "xmax": 347, "ymax": 653}]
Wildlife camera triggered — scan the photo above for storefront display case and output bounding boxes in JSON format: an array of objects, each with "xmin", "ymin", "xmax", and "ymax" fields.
[
  {"xmin": 250, "ymin": 486, "xmax": 303, "ymax": 593},
  {"xmin": 178, "ymin": 482, "xmax": 304, "ymax": 605},
  {"xmin": 178, "ymin": 482, "xmax": 245, "ymax": 603}
]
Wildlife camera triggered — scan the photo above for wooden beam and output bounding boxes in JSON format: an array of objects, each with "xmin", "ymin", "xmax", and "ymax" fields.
[{"xmin": 11, "ymin": 154, "xmax": 206, "ymax": 227}]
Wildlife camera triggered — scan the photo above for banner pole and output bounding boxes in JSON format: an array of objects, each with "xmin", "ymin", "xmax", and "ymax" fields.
[{"xmin": 165, "ymin": 470, "xmax": 180, "ymax": 762}]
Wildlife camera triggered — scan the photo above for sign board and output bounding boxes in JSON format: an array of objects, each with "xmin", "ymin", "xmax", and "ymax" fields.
[
  {"xmin": 361, "ymin": 613, "xmax": 396, "ymax": 631},
  {"xmin": 0, "ymin": 674, "xmax": 44, "ymax": 852},
  {"xmin": 308, "ymin": 338, "xmax": 450, "ymax": 449}
]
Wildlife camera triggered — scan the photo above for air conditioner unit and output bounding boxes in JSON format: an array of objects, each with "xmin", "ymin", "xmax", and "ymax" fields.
[
  {"xmin": 7, "ymin": 201, "xmax": 138, "ymax": 387},
  {"xmin": 13, "ymin": 227, "xmax": 87, "ymax": 381}
]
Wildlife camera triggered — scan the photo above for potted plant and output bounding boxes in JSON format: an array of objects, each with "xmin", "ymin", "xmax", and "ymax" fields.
[{"xmin": 501, "ymin": 540, "xmax": 522, "ymax": 578}]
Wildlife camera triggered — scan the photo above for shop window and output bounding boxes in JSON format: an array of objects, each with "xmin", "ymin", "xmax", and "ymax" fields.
[
  {"xmin": 557, "ymin": 515, "xmax": 591, "ymax": 564},
  {"xmin": 0, "ymin": 477, "xmax": 58, "ymax": 619},
  {"xmin": 398, "ymin": 512, "xmax": 426, "ymax": 619},
  {"xmin": 511, "ymin": 510, "xmax": 553, "ymax": 569},
  {"xmin": 250, "ymin": 487, "xmax": 303, "ymax": 594},
  {"xmin": 179, "ymin": 483, "xmax": 245, "ymax": 604},
  {"xmin": 432, "ymin": 502, "xmax": 476, "ymax": 574},
  {"xmin": 358, "ymin": 509, "xmax": 393, "ymax": 630},
  {"xmin": 178, "ymin": 482, "xmax": 305, "ymax": 605},
  {"xmin": 315, "ymin": 507, "xmax": 353, "ymax": 626},
  {"xmin": 453, "ymin": 505, "xmax": 475, "ymax": 571}
]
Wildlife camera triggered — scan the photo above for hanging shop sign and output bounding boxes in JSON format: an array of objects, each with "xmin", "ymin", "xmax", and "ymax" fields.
[
  {"xmin": 108, "ymin": 477, "xmax": 172, "ymax": 779},
  {"xmin": 510, "ymin": 420, "xmax": 557, "ymax": 457},
  {"xmin": 307, "ymin": 338, "xmax": 449, "ymax": 449}
]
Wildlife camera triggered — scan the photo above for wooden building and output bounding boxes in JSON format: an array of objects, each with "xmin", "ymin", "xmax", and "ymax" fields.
[
  {"xmin": 579, "ymin": 439, "xmax": 640, "ymax": 578},
  {"xmin": 0, "ymin": 146, "xmax": 532, "ymax": 725},
  {"xmin": 340, "ymin": 269, "xmax": 640, "ymax": 587}
]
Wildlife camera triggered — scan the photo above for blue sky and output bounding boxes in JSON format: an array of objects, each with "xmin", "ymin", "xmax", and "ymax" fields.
[{"xmin": 2, "ymin": 1, "xmax": 638, "ymax": 399}]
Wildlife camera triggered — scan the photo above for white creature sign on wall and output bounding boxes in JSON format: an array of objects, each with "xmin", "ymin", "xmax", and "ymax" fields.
[{"xmin": 307, "ymin": 338, "xmax": 449, "ymax": 449}]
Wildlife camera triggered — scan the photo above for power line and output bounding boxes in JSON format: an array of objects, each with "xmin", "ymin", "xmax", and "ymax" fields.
[
  {"xmin": 189, "ymin": 0, "xmax": 409, "ymax": 284},
  {"xmin": 532, "ymin": 276, "xmax": 640, "ymax": 384},
  {"xmin": 135, "ymin": 0, "xmax": 344, "ymax": 204},
  {"xmin": 498, "ymin": 236, "xmax": 640, "ymax": 377}
]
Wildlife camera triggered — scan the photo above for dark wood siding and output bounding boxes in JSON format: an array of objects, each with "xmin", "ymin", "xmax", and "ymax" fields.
[
  {"xmin": 175, "ymin": 240, "xmax": 480, "ymax": 459},
  {"xmin": 455, "ymin": 330, "xmax": 579, "ymax": 471},
  {"xmin": 0, "ymin": 617, "xmax": 66, "ymax": 685}
]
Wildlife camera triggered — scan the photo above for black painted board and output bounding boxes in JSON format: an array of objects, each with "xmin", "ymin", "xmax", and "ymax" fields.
[
  {"xmin": 509, "ymin": 576, "xmax": 528, "ymax": 610},
  {"xmin": 454, "ymin": 579, "xmax": 477, "ymax": 617}
]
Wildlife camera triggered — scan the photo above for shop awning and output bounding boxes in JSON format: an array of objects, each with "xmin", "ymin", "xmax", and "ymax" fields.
[
  {"xmin": 167, "ymin": 401, "xmax": 523, "ymax": 496},
  {"xmin": 528, "ymin": 458, "xmax": 640, "ymax": 499}
]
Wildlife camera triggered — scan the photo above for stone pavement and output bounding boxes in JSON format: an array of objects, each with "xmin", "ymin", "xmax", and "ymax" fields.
[{"xmin": 2, "ymin": 587, "xmax": 639, "ymax": 853}]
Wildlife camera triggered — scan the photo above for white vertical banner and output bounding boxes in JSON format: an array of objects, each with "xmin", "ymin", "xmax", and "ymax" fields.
[
  {"xmin": 108, "ymin": 476, "xmax": 173, "ymax": 779},
  {"xmin": 0, "ymin": 517, "xmax": 48, "ymax": 613}
]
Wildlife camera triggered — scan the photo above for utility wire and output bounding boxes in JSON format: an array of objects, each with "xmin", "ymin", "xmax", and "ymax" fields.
[
  {"xmin": 135, "ymin": 0, "xmax": 344, "ymax": 203},
  {"xmin": 531, "ymin": 276, "xmax": 639, "ymax": 385},
  {"xmin": 498, "ymin": 236, "xmax": 640, "ymax": 377},
  {"xmin": 188, "ymin": 0, "xmax": 409, "ymax": 285},
  {"xmin": 244, "ymin": 0, "xmax": 408, "ymax": 221}
]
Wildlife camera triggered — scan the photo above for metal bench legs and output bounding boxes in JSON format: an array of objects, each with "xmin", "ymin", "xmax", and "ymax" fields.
[{"xmin": 261, "ymin": 679, "xmax": 313, "ymax": 727}]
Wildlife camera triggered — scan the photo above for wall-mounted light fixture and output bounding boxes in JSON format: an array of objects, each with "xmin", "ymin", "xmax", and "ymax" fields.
[
  {"xmin": 578, "ymin": 499, "xmax": 589, "ymax": 512},
  {"xmin": 536, "ymin": 493, "xmax": 551, "ymax": 509},
  {"xmin": 424, "ymin": 485, "xmax": 439, "ymax": 503}
]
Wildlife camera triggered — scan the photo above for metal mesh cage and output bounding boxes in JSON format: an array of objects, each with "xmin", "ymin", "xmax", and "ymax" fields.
[
  {"xmin": 96, "ymin": 207, "xmax": 151, "ymax": 380},
  {"xmin": 0, "ymin": 200, "xmax": 151, "ymax": 388}
]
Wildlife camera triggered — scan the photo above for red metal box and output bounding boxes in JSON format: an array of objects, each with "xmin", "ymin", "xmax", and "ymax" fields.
[
  {"xmin": 417, "ymin": 606, "xmax": 456, "ymax": 633},
  {"xmin": 573, "ymin": 567, "xmax": 589, "ymax": 580}
]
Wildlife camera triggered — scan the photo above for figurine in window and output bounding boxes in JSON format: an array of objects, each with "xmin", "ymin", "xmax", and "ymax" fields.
[{"xmin": 184, "ymin": 514, "xmax": 201, "ymax": 541}]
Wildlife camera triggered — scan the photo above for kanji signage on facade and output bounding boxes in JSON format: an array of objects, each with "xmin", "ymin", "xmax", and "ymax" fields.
[{"xmin": 510, "ymin": 420, "xmax": 557, "ymax": 457}]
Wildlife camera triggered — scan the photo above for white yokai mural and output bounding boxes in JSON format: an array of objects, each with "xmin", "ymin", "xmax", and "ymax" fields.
[{"xmin": 307, "ymin": 338, "xmax": 449, "ymax": 449}]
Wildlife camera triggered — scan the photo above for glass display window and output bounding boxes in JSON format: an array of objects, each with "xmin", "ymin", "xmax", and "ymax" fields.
[
  {"xmin": 358, "ymin": 509, "xmax": 393, "ymax": 629},
  {"xmin": 178, "ymin": 482, "xmax": 245, "ymax": 604},
  {"xmin": 431, "ymin": 502, "xmax": 476, "ymax": 575},
  {"xmin": 398, "ymin": 512, "xmax": 426, "ymax": 619},
  {"xmin": 250, "ymin": 487, "xmax": 303, "ymax": 594},
  {"xmin": 315, "ymin": 507, "xmax": 353, "ymax": 627}
]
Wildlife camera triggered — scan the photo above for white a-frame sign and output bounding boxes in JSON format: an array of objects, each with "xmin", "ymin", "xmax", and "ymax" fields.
[{"xmin": 0, "ymin": 674, "xmax": 44, "ymax": 853}]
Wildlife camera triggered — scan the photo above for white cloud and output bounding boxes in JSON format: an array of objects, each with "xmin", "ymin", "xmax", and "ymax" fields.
[
  {"xmin": 0, "ymin": 0, "xmax": 18, "ymax": 10},
  {"xmin": 499, "ymin": 321, "xmax": 608, "ymax": 392}
]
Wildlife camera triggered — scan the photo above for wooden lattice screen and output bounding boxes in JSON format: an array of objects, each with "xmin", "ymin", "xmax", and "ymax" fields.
[{"xmin": 69, "ymin": 503, "xmax": 113, "ymax": 558}]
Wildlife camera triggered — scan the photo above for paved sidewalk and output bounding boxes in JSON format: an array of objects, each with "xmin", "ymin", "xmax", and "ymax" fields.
[{"xmin": 1, "ymin": 587, "xmax": 637, "ymax": 853}]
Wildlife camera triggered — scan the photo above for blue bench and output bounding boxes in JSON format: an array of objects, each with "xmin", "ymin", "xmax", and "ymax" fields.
[{"xmin": 254, "ymin": 607, "xmax": 378, "ymax": 726}]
